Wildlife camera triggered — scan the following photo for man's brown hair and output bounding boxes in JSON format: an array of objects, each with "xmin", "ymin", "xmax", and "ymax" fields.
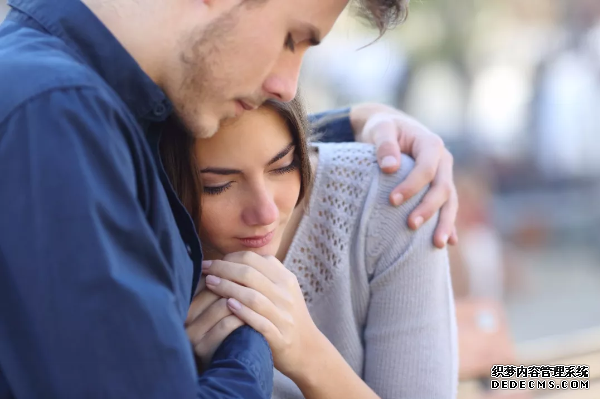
[{"xmin": 353, "ymin": 0, "xmax": 410, "ymax": 35}]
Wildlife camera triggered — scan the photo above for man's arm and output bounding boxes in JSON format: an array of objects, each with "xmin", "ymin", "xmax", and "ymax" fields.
[
  {"xmin": 0, "ymin": 88, "xmax": 272, "ymax": 399},
  {"xmin": 309, "ymin": 104, "xmax": 458, "ymax": 249},
  {"xmin": 309, "ymin": 107, "xmax": 354, "ymax": 143}
]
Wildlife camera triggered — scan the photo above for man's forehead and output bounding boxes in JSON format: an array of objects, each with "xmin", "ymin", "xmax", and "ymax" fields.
[{"xmin": 289, "ymin": 0, "xmax": 349, "ymax": 35}]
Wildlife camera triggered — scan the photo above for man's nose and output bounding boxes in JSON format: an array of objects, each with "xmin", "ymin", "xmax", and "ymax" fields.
[
  {"xmin": 262, "ymin": 53, "xmax": 303, "ymax": 102},
  {"xmin": 242, "ymin": 187, "xmax": 279, "ymax": 227}
]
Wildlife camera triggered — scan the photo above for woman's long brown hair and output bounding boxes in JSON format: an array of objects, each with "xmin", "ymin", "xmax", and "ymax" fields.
[{"xmin": 159, "ymin": 97, "xmax": 313, "ymax": 232}]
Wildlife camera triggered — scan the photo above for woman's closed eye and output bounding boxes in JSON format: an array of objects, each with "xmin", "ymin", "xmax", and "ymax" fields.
[
  {"xmin": 271, "ymin": 160, "xmax": 299, "ymax": 175},
  {"xmin": 203, "ymin": 182, "xmax": 232, "ymax": 195},
  {"xmin": 202, "ymin": 161, "xmax": 298, "ymax": 196}
]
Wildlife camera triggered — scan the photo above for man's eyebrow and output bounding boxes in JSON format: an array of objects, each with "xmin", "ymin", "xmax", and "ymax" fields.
[{"xmin": 267, "ymin": 143, "xmax": 295, "ymax": 166}]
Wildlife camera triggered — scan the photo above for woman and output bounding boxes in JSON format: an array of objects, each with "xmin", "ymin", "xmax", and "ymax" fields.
[{"xmin": 160, "ymin": 98, "xmax": 458, "ymax": 398}]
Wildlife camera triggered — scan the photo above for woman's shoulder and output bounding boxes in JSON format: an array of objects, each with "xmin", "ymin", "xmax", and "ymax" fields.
[
  {"xmin": 313, "ymin": 142, "xmax": 418, "ymax": 202},
  {"xmin": 314, "ymin": 143, "xmax": 434, "ymax": 275}
]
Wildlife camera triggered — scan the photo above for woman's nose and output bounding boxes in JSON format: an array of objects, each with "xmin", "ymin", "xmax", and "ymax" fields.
[{"xmin": 241, "ymin": 188, "xmax": 279, "ymax": 227}]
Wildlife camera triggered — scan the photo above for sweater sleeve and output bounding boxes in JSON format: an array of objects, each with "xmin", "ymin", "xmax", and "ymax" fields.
[{"xmin": 362, "ymin": 154, "xmax": 458, "ymax": 399}]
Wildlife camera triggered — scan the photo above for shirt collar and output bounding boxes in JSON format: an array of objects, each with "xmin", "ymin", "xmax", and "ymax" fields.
[{"xmin": 7, "ymin": 0, "xmax": 172, "ymax": 123}]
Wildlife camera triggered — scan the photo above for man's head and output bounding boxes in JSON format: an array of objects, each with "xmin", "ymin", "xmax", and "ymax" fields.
[{"xmin": 84, "ymin": 0, "xmax": 409, "ymax": 138}]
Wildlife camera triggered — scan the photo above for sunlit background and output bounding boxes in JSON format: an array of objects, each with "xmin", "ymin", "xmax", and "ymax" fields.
[
  {"xmin": 2, "ymin": 1, "xmax": 599, "ymax": 397},
  {"xmin": 301, "ymin": 1, "xmax": 600, "ymax": 397}
]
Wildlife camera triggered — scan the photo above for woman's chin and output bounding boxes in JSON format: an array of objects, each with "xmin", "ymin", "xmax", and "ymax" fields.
[{"xmin": 243, "ymin": 246, "xmax": 277, "ymax": 257}]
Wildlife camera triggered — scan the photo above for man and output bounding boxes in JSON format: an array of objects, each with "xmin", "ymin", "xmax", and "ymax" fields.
[{"xmin": 0, "ymin": 0, "xmax": 457, "ymax": 398}]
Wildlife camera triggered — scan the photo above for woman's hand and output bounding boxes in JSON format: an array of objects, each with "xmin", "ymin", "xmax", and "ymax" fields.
[
  {"xmin": 202, "ymin": 251, "xmax": 324, "ymax": 381},
  {"xmin": 185, "ymin": 277, "xmax": 245, "ymax": 371}
]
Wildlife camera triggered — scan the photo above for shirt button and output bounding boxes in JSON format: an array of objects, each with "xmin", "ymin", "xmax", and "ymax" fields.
[
  {"xmin": 153, "ymin": 103, "xmax": 167, "ymax": 117},
  {"xmin": 185, "ymin": 244, "xmax": 193, "ymax": 258}
]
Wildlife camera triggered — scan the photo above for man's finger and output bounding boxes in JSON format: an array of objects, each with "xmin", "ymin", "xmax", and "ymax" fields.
[
  {"xmin": 407, "ymin": 184, "xmax": 450, "ymax": 231},
  {"xmin": 193, "ymin": 315, "xmax": 245, "ymax": 367},
  {"xmin": 432, "ymin": 194, "xmax": 458, "ymax": 249},
  {"xmin": 389, "ymin": 146, "xmax": 441, "ymax": 207},
  {"xmin": 194, "ymin": 315, "xmax": 245, "ymax": 356},
  {"xmin": 186, "ymin": 288, "xmax": 221, "ymax": 325},
  {"xmin": 448, "ymin": 228, "xmax": 459, "ymax": 246},
  {"xmin": 408, "ymin": 151, "xmax": 457, "ymax": 247},
  {"xmin": 366, "ymin": 117, "xmax": 402, "ymax": 174},
  {"xmin": 186, "ymin": 298, "xmax": 232, "ymax": 344}
]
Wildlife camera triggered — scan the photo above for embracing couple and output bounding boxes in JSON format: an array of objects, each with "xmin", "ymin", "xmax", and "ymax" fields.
[{"xmin": 0, "ymin": 0, "xmax": 458, "ymax": 398}]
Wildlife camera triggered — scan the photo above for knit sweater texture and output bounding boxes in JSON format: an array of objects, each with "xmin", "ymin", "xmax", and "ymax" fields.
[{"xmin": 274, "ymin": 142, "xmax": 458, "ymax": 399}]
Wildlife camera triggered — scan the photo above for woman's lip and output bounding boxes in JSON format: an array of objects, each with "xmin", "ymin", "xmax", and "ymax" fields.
[{"xmin": 237, "ymin": 230, "xmax": 275, "ymax": 248}]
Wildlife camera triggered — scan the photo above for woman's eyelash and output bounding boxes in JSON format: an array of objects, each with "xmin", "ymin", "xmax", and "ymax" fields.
[
  {"xmin": 203, "ymin": 183, "xmax": 231, "ymax": 195},
  {"xmin": 203, "ymin": 163, "xmax": 297, "ymax": 195},
  {"xmin": 273, "ymin": 162, "xmax": 298, "ymax": 175}
]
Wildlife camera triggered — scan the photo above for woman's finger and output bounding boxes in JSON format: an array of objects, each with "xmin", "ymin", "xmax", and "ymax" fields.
[
  {"xmin": 224, "ymin": 251, "xmax": 288, "ymax": 283},
  {"xmin": 186, "ymin": 297, "xmax": 232, "ymax": 345},
  {"xmin": 205, "ymin": 275, "xmax": 284, "ymax": 328},
  {"xmin": 203, "ymin": 252, "xmax": 288, "ymax": 297},
  {"xmin": 226, "ymin": 298, "xmax": 282, "ymax": 346}
]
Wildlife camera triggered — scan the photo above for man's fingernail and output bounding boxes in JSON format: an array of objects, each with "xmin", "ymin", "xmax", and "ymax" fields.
[
  {"xmin": 205, "ymin": 275, "xmax": 221, "ymax": 286},
  {"xmin": 202, "ymin": 260, "xmax": 212, "ymax": 269},
  {"xmin": 413, "ymin": 216, "xmax": 424, "ymax": 229},
  {"xmin": 380, "ymin": 156, "xmax": 397, "ymax": 168},
  {"xmin": 392, "ymin": 193, "xmax": 403, "ymax": 206},
  {"xmin": 228, "ymin": 298, "xmax": 242, "ymax": 311}
]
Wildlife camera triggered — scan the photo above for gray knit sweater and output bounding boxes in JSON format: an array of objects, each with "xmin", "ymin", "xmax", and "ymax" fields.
[{"xmin": 274, "ymin": 143, "xmax": 458, "ymax": 399}]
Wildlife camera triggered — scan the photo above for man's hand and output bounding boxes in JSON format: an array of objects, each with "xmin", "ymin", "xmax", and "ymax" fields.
[
  {"xmin": 351, "ymin": 103, "xmax": 459, "ymax": 248},
  {"xmin": 185, "ymin": 277, "xmax": 245, "ymax": 371}
]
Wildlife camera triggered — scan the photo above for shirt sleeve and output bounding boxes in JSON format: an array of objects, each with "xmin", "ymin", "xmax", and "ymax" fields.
[
  {"xmin": 362, "ymin": 155, "xmax": 458, "ymax": 399},
  {"xmin": 0, "ymin": 88, "xmax": 272, "ymax": 399},
  {"xmin": 309, "ymin": 107, "xmax": 355, "ymax": 143}
]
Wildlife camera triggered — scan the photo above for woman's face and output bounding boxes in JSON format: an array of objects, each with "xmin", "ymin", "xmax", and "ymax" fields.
[{"xmin": 194, "ymin": 107, "xmax": 301, "ymax": 259}]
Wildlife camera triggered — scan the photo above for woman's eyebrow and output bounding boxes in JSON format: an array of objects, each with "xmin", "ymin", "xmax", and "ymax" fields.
[
  {"xmin": 267, "ymin": 142, "xmax": 295, "ymax": 166},
  {"xmin": 200, "ymin": 142, "xmax": 294, "ymax": 174},
  {"xmin": 199, "ymin": 167, "xmax": 241, "ymax": 175}
]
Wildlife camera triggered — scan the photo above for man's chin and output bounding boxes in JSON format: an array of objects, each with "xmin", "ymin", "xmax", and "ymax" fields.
[{"xmin": 194, "ymin": 123, "xmax": 219, "ymax": 139}]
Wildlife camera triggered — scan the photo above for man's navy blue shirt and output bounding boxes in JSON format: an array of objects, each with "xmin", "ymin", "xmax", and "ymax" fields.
[{"xmin": 0, "ymin": 0, "xmax": 354, "ymax": 397}]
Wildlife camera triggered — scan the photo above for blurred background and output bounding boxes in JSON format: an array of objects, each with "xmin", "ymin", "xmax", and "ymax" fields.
[
  {"xmin": 2, "ymin": 1, "xmax": 598, "ymax": 397},
  {"xmin": 300, "ymin": 1, "xmax": 600, "ymax": 397}
]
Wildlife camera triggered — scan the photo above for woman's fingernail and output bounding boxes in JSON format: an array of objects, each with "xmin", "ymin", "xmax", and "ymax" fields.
[
  {"xmin": 228, "ymin": 298, "xmax": 242, "ymax": 311},
  {"xmin": 380, "ymin": 156, "xmax": 398, "ymax": 168},
  {"xmin": 392, "ymin": 193, "xmax": 403, "ymax": 206},
  {"xmin": 442, "ymin": 234, "xmax": 449, "ymax": 244},
  {"xmin": 202, "ymin": 260, "xmax": 212, "ymax": 269},
  {"xmin": 413, "ymin": 216, "xmax": 424, "ymax": 229},
  {"xmin": 205, "ymin": 275, "xmax": 221, "ymax": 286}
]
